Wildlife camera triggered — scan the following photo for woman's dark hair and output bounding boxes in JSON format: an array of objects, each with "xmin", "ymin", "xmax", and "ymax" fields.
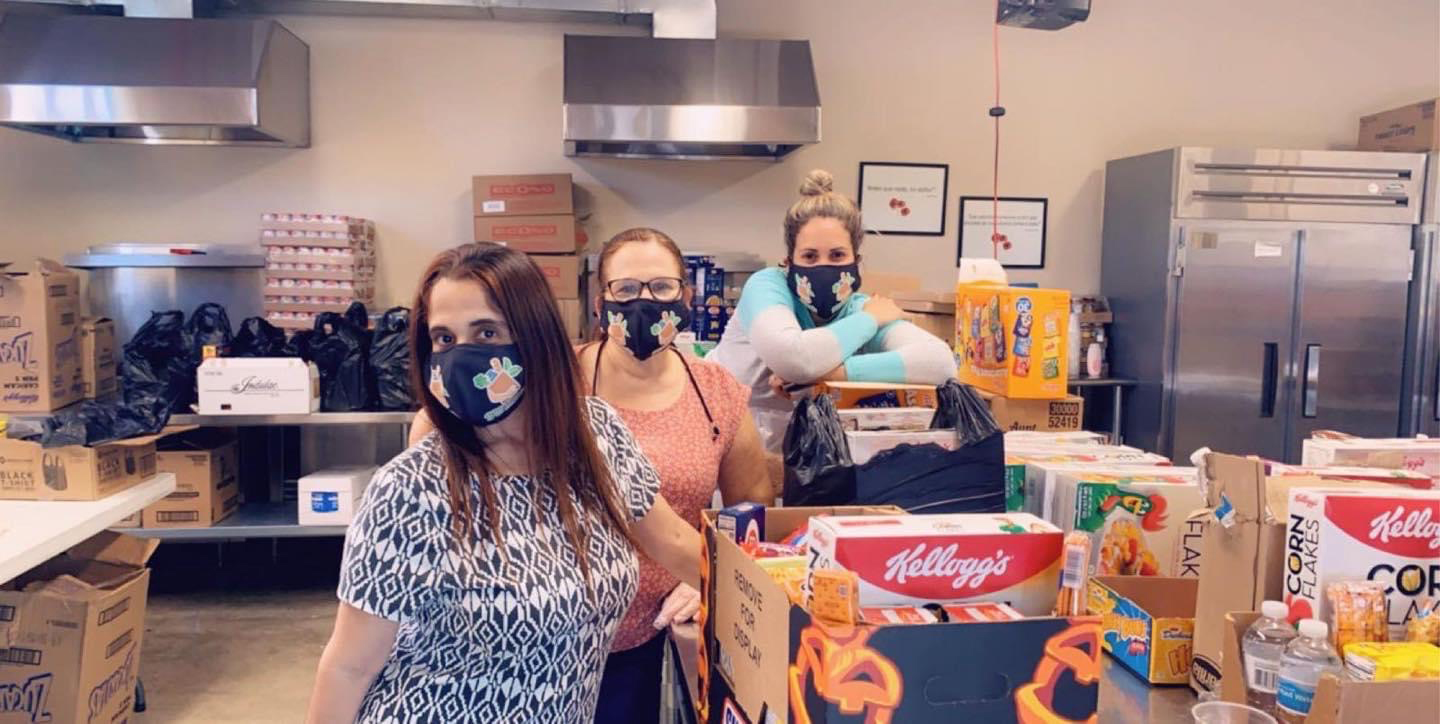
[{"xmin": 408, "ymin": 242, "xmax": 635, "ymax": 583}]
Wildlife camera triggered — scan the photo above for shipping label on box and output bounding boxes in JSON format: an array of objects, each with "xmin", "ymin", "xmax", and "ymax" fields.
[
  {"xmin": 980, "ymin": 389, "xmax": 1084, "ymax": 431},
  {"xmin": 1285, "ymin": 488, "xmax": 1440, "ymax": 640},
  {"xmin": 79, "ymin": 317, "xmax": 117, "ymax": 399},
  {"xmin": 1058, "ymin": 474, "xmax": 1204, "ymax": 578},
  {"xmin": 0, "ymin": 259, "xmax": 83, "ymax": 413},
  {"xmin": 955, "ymin": 284, "xmax": 1070, "ymax": 399},
  {"xmin": 472, "ymin": 173, "xmax": 574, "ymax": 216},
  {"xmin": 1088, "ymin": 576, "xmax": 1197, "ymax": 685},
  {"xmin": 807, "ymin": 513, "xmax": 1064, "ymax": 614}
]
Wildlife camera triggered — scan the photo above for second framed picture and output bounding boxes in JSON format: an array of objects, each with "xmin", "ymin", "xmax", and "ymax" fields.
[
  {"xmin": 956, "ymin": 196, "xmax": 1048, "ymax": 269},
  {"xmin": 857, "ymin": 162, "xmax": 949, "ymax": 236}
]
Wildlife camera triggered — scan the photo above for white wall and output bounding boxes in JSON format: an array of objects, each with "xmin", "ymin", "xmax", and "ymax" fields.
[{"xmin": 1, "ymin": 0, "xmax": 1437, "ymax": 308}]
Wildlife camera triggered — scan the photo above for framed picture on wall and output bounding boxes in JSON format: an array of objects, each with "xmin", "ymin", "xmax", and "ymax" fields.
[
  {"xmin": 957, "ymin": 196, "xmax": 1048, "ymax": 269},
  {"xmin": 857, "ymin": 162, "xmax": 949, "ymax": 236}
]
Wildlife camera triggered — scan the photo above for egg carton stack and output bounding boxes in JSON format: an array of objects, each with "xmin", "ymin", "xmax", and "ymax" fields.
[{"xmin": 260, "ymin": 213, "xmax": 377, "ymax": 331}]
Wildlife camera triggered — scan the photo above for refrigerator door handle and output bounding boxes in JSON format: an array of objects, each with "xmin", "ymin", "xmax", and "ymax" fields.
[
  {"xmin": 1261, "ymin": 342, "xmax": 1279, "ymax": 418},
  {"xmin": 1302, "ymin": 344, "xmax": 1321, "ymax": 418}
]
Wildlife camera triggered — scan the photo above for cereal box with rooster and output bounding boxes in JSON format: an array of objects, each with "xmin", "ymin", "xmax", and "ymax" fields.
[
  {"xmin": 954, "ymin": 284, "xmax": 1071, "ymax": 399},
  {"xmin": 1053, "ymin": 472, "xmax": 1204, "ymax": 578}
]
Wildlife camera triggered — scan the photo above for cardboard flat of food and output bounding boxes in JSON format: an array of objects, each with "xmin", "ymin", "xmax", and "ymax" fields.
[{"xmin": 1089, "ymin": 576, "xmax": 1197, "ymax": 685}]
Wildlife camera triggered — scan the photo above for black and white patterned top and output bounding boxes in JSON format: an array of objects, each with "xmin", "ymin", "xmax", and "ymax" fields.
[{"xmin": 337, "ymin": 397, "xmax": 661, "ymax": 723}]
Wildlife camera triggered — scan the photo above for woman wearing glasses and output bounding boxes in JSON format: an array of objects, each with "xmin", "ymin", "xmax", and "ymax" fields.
[
  {"xmin": 577, "ymin": 227, "xmax": 769, "ymax": 724},
  {"xmin": 708, "ymin": 169, "xmax": 958, "ymax": 451}
]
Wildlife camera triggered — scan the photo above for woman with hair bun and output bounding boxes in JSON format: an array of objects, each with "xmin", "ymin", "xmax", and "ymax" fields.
[{"xmin": 708, "ymin": 169, "xmax": 958, "ymax": 451}]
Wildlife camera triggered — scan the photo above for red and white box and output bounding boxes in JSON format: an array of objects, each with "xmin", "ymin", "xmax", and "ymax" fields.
[
  {"xmin": 807, "ymin": 513, "xmax": 1064, "ymax": 616},
  {"xmin": 1301, "ymin": 437, "xmax": 1440, "ymax": 487},
  {"xmin": 1285, "ymin": 488, "xmax": 1440, "ymax": 639}
]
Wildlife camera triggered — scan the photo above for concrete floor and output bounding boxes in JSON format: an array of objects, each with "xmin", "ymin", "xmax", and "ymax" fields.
[{"xmin": 140, "ymin": 588, "xmax": 335, "ymax": 723}]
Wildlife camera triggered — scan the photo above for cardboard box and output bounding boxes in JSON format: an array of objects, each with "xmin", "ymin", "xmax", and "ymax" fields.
[
  {"xmin": 700, "ymin": 506, "xmax": 1101, "ymax": 724},
  {"xmin": 1186, "ymin": 454, "xmax": 1422, "ymax": 697},
  {"xmin": 1053, "ymin": 471, "xmax": 1204, "ymax": 578},
  {"xmin": 1220, "ymin": 611, "xmax": 1440, "ymax": 723},
  {"xmin": 0, "ymin": 433, "xmax": 159, "ymax": 502},
  {"xmin": 143, "ymin": 429, "xmax": 239, "ymax": 528},
  {"xmin": 1358, "ymin": 98, "xmax": 1439, "ymax": 153},
  {"xmin": 556, "ymin": 297, "xmax": 584, "ymax": 342},
  {"xmin": 807, "ymin": 512, "xmax": 1064, "ymax": 614},
  {"xmin": 475, "ymin": 214, "xmax": 583, "ymax": 254},
  {"xmin": 472, "ymin": 173, "xmax": 575, "ymax": 216},
  {"xmin": 0, "ymin": 531, "xmax": 156, "ymax": 724},
  {"xmin": 528, "ymin": 254, "xmax": 581, "ymax": 300},
  {"xmin": 197, "ymin": 358, "xmax": 320, "ymax": 415},
  {"xmin": 78, "ymin": 317, "xmax": 117, "ymax": 399},
  {"xmin": 260, "ymin": 213, "xmax": 374, "ymax": 237},
  {"xmin": 0, "ymin": 259, "xmax": 83, "ymax": 413},
  {"xmin": 895, "ymin": 291, "xmax": 955, "ymax": 341},
  {"xmin": 979, "ymin": 388, "xmax": 1084, "ymax": 432},
  {"xmin": 812, "ymin": 381, "xmax": 938, "ymax": 409},
  {"xmin": 836, "ymin": 407, "xmax": 935, "ymax": 432},
  {"xmin": 297, "ymin": 466, "xmax": 377, "ymax": 526},
  {"xmin": 955, "ymin": 284, "xmax": 1071, "ymax": 399},
  {"xmin": 1301, "ymin": 437, "xmax": 1440, "ymax": 485},
  {"xmin": 1088, "ymin": 576, "xmax": 1198, "ymax": 685},
  {"xmin": 1284, "ymin": 487, "xmax": 1440, "ymax": 640},
  {"xmin": 113, "ymin": 511, "xmax": 141, "ymax": 528}
]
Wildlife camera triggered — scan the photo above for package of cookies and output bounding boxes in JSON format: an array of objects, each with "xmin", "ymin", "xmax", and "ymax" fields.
[{"xmin": 1326, "ymin": 581, "xmax": 1390, "ymax": 654}]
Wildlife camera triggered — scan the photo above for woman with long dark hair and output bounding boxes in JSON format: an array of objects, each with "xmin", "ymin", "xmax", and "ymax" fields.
[{"xmin": 306, "ymin": 243, "xmax": 701, "ymax": 723}]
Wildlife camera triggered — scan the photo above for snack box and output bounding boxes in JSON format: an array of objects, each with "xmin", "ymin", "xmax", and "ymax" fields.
[
  {"xmin": 1002, "ymin": 445, "xmax": 1171, "ymax": 516},
  {"xmin": 812, "ymin": 381, "xmax": 938, "ymax": 409},
  {"xmin": 701, "ymin": 506, "xmax": 1101, "ymax": 724},
  {"xmin": 1268, "ymin": 463, "xmax": 1434, "ymax": 489},
  {"xmin": 955, "ymin": 283, "xmax": 1071, "ymax": 399},
  {"xmin": 836, "ymin": 407, "xmax": 935, "ymax": 432},
  {"xmin": 717, "ymin": 502, "xmax": 765, "ymax": 545},
  {"xmin": 1301, "ymin": 437, "xmax": 1440, "ymax": 486},
  {"xmin": 807, "ymin": 512, "xmax": 1064, "ymax": 615},
  {"xmin": 1006, "ymin": 430, "xmax": 1109, "ymax": 446},
  {"xmin": 1088, "ymin": 576, "xmax": 1198, "ymax": 685},
  {"xmin": 845, "ymin": 429, "xmax": 959, "ymax": 464},
  {"xmin": 1024, "ymin": 459, "xmax": 1184, "ymax": 522},
  {"xmin": 1285, "ymin": 487, "xmax": 1440, "ymax": 640},
  {"xmin": 1053, "ymin": 471, "xmax": 1204, "ymax": 578}
]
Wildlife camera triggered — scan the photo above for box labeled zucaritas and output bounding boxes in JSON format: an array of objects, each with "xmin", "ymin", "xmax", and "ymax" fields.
[
  {"xmin": 806, "ymin": 512, "xmax": 1064, "ymax": 615},
  {"xmin": 1285, "ymin": 488, "xmax": 1440, "ymax": 640}
]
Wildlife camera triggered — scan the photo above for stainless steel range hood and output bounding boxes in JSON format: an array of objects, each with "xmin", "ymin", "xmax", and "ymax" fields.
[
  {"xmin": 0, "ymin": 14, "xmax": 309, "ymax": 146},
  {"xmin": 563, "ymin": 34, "xmax": 820, "ymax": 161}
]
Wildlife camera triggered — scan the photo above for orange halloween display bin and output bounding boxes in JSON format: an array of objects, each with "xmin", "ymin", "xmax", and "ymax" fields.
[{"xmin": 698, "ymin": 506, "xmax": 1103, "ymax": 723}]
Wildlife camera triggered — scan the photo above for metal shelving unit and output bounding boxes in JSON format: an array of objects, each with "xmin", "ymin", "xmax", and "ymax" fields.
[{"xmin": 122, "ymin": 502, "xmax": 347, "ymax": 540}]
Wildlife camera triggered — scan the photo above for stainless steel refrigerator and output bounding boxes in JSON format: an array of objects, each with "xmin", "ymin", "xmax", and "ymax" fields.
[
  {"xmin": 1402, "ymin": 151, "xmax": 1440, "ymax": 437},
  {"xmin": 1101, "ymin": 147, "xmax": 1428, "ymax": 462}
]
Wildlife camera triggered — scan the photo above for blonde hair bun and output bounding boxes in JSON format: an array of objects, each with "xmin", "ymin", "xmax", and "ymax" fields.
[{"xmin": 799, "ymin": 169, "xmax": 835, "ymax": 197}]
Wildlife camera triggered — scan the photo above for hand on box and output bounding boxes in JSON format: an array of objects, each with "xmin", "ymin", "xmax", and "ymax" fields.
[{"xmin": 654, "ymin": 583, "xmax": 700, "ymax": 628}]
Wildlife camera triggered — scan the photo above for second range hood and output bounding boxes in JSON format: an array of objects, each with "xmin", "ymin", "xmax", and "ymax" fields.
[
  {"xmin": 563, "ymin": 34, "xmax": 820, "ymax": 161},
  {"xmin": 0, "ymin": 14, "xmax": 309, "ymax": 147}
]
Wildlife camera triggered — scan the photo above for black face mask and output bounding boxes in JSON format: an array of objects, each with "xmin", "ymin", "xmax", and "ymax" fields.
[
  {"xmin": 428, "ymin": 343, "xmax": 525, "ymax": 426},
  {"xmin": 787, "ymin": 262, "xmax": 862, "ymax": 322},
  {"xmin": 601, "ymin": 299, "xmax": 691, "ymax": 361}
]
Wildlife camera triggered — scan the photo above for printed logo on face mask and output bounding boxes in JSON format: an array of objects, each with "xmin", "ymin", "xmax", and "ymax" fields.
[
  {"xmin": 649, "ymin": 310, "xmax": 684, "ymax": 347},
  {"xmin": 606, "ymin": 311, "xmax": 629, "ymax": 341},
  {"xmin": 430, "ymin": 343, "xmax": 526, "ymax": 427},
  {"xmin": 471, "ymin": 357, "xmax": 524, "ymax": 421}
]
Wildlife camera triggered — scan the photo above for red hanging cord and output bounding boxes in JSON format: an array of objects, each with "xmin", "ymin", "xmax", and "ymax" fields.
[{"xmin": 990, "ymin": 2, "xmax": 1008, "ymax": 258}]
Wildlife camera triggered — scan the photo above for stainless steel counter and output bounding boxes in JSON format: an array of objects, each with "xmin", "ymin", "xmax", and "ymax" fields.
[{"xmin": 1099, "ymin": 655, "xmax": 1198, "ymax": 722}]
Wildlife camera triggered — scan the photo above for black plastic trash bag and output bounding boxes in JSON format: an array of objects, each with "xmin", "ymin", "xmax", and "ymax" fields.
[
  {"xmin": 231, "ymin": 317, "xmax": 288, "ymax": 357},
  {"xmin": 929, "ymin": 379, "xmax": 1002, "ymax": 447},
  {"xmin": 369, "ymin": 307, "xmax": 412, "ymax": 410},
  {"xmin": 282, "ymin": 329, "xmax": 314, "ymax": 361},
  {"xmin": 344, "ymin": 301, "xmax": 369, "ymax": 331},
  {"xmin": 781, "ymin": 393, "xmax": 856, "ymax": 507},
  {"xmin": 121, "ymin": 310, "xmax": 195, "ymax": 415},
  {"xmin": 10, "ymin": 394, "xmax": 169, "ymax": 447},
  {"xmin": 310, "ymin": 312, "xmax": 372, "ymax": 411},
  {"xmin": 186, "ymin": 302, "xmax": 233, "ymax": 364}
]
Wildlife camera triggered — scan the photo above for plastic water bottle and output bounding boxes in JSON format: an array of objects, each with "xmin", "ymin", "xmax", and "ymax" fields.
[
  {"xmin": 1275, "ymin": 619, "xmax": 1340, "ymax": 723},
  {"xmin": 1242, "ymin": 601, "xmax": 1297, "ymax": 715}
]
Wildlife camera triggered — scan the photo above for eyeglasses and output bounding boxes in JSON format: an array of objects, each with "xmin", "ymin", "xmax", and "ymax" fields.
[{"xmin": 606, "ymin": 277, "xmax": 685, "ymax": 303}]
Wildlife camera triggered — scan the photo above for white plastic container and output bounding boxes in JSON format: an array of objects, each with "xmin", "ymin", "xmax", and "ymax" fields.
[{"xmin": 298, "ymin": 466, "xmax": 378, "ymax": 526}]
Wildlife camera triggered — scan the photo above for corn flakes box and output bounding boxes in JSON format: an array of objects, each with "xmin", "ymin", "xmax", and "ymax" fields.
[
  {"xmin": 955, "ymin": 284, "xmax": 1070, "ymax": 399},
  {"xmin": 1054, "ymin": 473, "xmax": 1204, "ymax": 578}
]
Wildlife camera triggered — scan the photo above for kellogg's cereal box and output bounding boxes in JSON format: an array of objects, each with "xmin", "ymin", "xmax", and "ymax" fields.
[
  {"xmin": 1301, "ymin": 438, "xmax": 1440, "ymax": 487},
  {"xmin": 955, "ymin": 284, "xmax": 1070, "ymax": 399},
  {"xmin": 1285, "ymin": 488, "xmax": 1440, "ymax": 639},
  {"xmin": 1053, "ymin": 473, "xmax": 1204, "ymax": 578},
  {"xmin": 806, "ymin": 513, "xmax": 1063, "ymax": 615}
]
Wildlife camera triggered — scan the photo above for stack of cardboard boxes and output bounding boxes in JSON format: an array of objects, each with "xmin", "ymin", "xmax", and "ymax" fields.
[
  {"xmin": 261, "ymin": 213, "xmax": 377, "ymax": 331},
  {"xmin": 473, "ymin": 173, "xmax": 585, "ymax": 343},
  {"xmin": 955, "ymin": 283, "xmax": 1085, "ymax": 432}
]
